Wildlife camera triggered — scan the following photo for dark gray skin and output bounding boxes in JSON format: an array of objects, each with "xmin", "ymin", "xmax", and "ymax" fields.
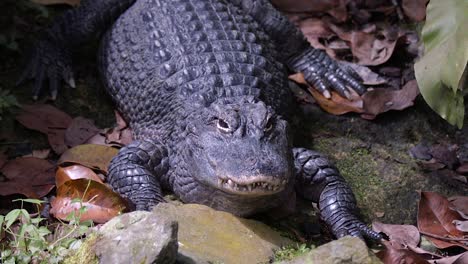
[{"xmin": 20, "ymin": 0, "xmax": 382, "ymax": 240}]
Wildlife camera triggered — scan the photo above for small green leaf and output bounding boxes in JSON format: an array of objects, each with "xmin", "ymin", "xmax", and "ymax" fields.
[
  {"xmin": 5, "ymin": 209, "xmax": 21, "ymax": 229},
  {"xmin": 30, "ymin": 217, "xmax": 45, "ymax": 224},
  {"xmin": 14, "ymin": 198, "xmax": 45, "ymax": 205},
  {"xmin": 18, "ymin": 209, "xmax": 30, "ymax": 223}
]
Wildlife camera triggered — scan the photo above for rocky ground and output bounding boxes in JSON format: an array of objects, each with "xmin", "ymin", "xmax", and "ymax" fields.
[{"xmin": 0, "ymin": 1, "xmax": 466, "ymax": 263}]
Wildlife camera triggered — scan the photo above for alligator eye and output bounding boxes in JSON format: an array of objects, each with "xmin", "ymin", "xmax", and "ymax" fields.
[{"xmin": 217, "ymin": 119, "xmax": 231, "ymax": 132}]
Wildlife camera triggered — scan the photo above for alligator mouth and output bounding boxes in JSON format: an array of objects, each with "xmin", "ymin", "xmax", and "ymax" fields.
[{"xmin": 217, "ymin": 176, "xmax": 287, "ymax": 195}]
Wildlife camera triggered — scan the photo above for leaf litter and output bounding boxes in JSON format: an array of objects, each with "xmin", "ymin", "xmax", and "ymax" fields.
[
  {"xmin": 276, "ymin": 0, "xmax": 425, "ymax": 118},
  {"xmin": 6, "ymin": 1, "xmax": 467, "ymax": 262}
]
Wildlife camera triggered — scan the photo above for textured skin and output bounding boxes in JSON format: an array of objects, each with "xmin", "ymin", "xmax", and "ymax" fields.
[{"xmin": 22, "ymin": 0, "xmax": 380, "ymax": 240}]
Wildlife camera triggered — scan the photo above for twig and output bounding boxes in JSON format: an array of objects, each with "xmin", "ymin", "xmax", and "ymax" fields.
[{"xmin": 420, "ymin": 231, "xmax": 468, "ymax": 242}]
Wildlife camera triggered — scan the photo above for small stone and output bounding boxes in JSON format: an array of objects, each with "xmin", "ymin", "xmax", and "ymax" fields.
[
  {"xmin": 280, "ymin": 236, "xmax": 382, "ymax": 264},
  {"xmin": 375, "ymin": 211, "xmax": 385, "ymax": 218},
  {"xmin": 95, "ymin": 211, "xmax": 178, "ymax": 264}
]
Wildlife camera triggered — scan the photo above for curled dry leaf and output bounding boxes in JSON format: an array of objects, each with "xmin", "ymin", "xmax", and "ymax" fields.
[
  {"xmin": 376, "ymin": 244, "xmax": 430, "ymax": 264},
  {"xmin": 372, "ymin": 221, "xmax": 420, "ymax": 249},
  {"xmin": 58, "ymin": 144, "xmax": 119, "ymax": 174},
  {"xmin": 428, "ymin": 252, "xmax": 468, "ymax": 264},
  {"xmin": 298, "ymin": 18, "xmax": 334, "ymax": 50},
  {"xmin": 448, "ymin": 196, "xmax": 468, "ymax": 219},
  {"xmin": 56, "ymin": 165, "xmax": 103, "ymax": 188},
  {"xmin": 65, "ymin": 117, "xmax": 100, "ymax": 147},
  {"xmin": 0, "ymin": 157, "xmax": 55, "ymax": 198},
  {"xmin": 30, "ymin": 0, "xmax": 80, "ymax": 7},
  {"xmin": 50, "ymin": 179, "xmax": 128, "ymax": 224},
  {"xmin": 417, "ymin": 192, "xmax": 467, "ymax": 250},
  {"xmin": 16, "ymin": 104, "xmax": 72, "ymax": 154},
  {"xmin": 361, "ymin": 80, "xmax": 420, "ymax": 120}
]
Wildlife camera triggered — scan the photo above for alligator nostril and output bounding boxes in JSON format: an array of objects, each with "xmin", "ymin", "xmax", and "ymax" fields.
[{"xmin": 247, "ymin": 157, "xmax": 257, "ymax": 167}]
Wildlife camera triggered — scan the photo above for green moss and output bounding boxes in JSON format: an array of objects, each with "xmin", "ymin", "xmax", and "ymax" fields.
[
  {"xmin": 62, "ymin": 233, "xmax": 99, "ymax": 264},
  {"xmin": 272, "ymin": 243, "xmax": 313, "ymax": 263}
]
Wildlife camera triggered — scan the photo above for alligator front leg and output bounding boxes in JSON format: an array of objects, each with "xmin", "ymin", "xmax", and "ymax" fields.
[
  {"xmin": 232, "ymin": 0, "xmax": 366, "ymax": 98},
  {"xmin": 18, "ymin": 0, "xmax": 135, "ymax": 98},
  {"xmin": 108, "ymin": 140, "xmax": 169, "ymax": 211},
  {"xmin": 293, "ymin": 148, "xmax": 382, "ymax": 240}
]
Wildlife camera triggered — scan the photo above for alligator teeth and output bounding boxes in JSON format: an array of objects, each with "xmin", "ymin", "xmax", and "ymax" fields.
[
  {"xmin": 247, "ymin": 185, "xmax": 252, "ymax": 191},
  {"xmin": 227, "ymin": 179, "xmax": 234, "ymax": 187}
]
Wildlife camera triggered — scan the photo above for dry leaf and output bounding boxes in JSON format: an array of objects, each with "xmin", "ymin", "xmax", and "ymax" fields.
[
  {"xmin": 50, "ymin": 179, "xmax": 128, "ymax": 224},
  {"xmin": 56, "ymin": 165, "xmax": 103, "ymax": 188},
  {"xmin": 376, "ymin": 244, "xmax": 430, "ymax": 264},
  {"xmin": 361, "ymin": 80, "xmax": 420, "ymax": 120},
  {"xmin": 372, "ymin": 222, "xmax": 420, "ymax": 249},
  {"xmin": 417, "ymin": 192, "xmax": 467, "ymax": 250},
  {"xmin": 16, "ymin": 104, "xmax": 72, "ymax": 154},
  {"xmin": 58, "ymin": 144, "xmax": 119, "ymax": 174},
  {"xmin": 65, "ymin": 117, "xmax": 100, "ymax": 147},
  {"xmin": 0, "ymin": 157, "xmax": 55, "ymax": 198},
  {"xmin": 448, "ymin": 196, "xmax": 468, "ymax": 219}
]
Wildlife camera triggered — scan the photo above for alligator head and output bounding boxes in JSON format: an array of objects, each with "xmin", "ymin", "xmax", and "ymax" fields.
[{"xmin": 183, "ymin": 96, "xmax": 293, "ymax": 197}]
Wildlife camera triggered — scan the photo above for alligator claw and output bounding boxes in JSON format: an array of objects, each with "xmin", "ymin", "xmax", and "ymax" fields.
[
  {"xmin": 17, "ymin": 37, "xmax": 74, "ymax": 99},
  {"xmin": 329, "ymin": 213, "xmax": 383, "ymax": 241},
  {"xmin": 290, "ymin": 48, "xmax": 366, "ymax": 98}
]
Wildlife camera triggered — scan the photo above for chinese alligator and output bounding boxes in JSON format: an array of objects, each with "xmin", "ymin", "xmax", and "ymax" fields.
[{"xmin": 20, "ymin": 0, "xmax": 382, "ymax": 240}]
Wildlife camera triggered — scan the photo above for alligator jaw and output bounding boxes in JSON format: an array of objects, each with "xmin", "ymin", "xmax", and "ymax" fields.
[{"xmin": 217, "ymin": 176, "xmax": 287, "ymax": 195}]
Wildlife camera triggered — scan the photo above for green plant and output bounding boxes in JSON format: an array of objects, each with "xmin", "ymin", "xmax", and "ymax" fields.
[
  {"xmin": 0, "ymin": 89, "xmax": 19, "ymax": 120},
  {"xmin": 414, "ymin": 0, "xmax": 468, "ymax": 128},
  {"xmin": 0, "ymin": 198, "xmax": 93, "ymax": 264},
  {"xmin": 272, "ymin": 243, "xmax": 312, "ymax": 262}
]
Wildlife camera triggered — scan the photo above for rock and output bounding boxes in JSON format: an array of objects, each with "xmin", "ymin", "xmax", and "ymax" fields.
[
  {"xmin": 280, "ymin": 236, "xmax": 382, "ymax": 264},
  {"xmin": 152, "ymin": 203, "xmax": 293, "ymax": 264},
  {"xmin": 95, "ymin": 211, "xmax": 178, "ymax": 264}
]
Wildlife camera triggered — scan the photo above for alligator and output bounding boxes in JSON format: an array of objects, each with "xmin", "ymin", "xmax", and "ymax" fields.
[{"xmin": 20, "ymin": 0, "xmax": 382, "ymax": 240}]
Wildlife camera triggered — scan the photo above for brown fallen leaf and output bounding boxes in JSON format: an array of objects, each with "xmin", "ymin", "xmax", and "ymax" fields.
[
  {"xmin": 16, "ymin": 104, "xmax": 73, "ymax": 154},
  {"xmin": 329, "ymin": 23, "xmax": 402, "ymax": 66},
  {"xmin": 50, "ymin": 179, "xmax": 128, "ymax": 224},
  {"xmin": 298, "ymin": 18, "xmax": 333, "ymax": 50},
  {"xmin": 361, "ymin": 80, "xmax": 420, "ymax": 120},
  {"xmin": 428, "ymin": 252, "xmax": 468, "ymax": 264},
  {"xmin": 58, "ymin": 144, "xmax": 119, "ymax": 174},
  {"xmin": 30, "ymin": 0, "xmax": 80, "ymax": 7},
  {"xmin": 56, "ymin": 165, "xmax": 103, "ymax": 188},
  {"xmin": 0, "ymin": 157, "xmax": 55, "ymax": 198},
  {"xmin": 372, "ymin": 222, "xmax": 420, "ymax": 249},
  {"xmin": 448, "ymin": 196, "xmax": 468, "ymax": 219},
  {"xmin": 376, "ymin": 244, "xmax": 430, "ymax": 264},
  {"xmin": 417, "ymin": 192, "xmax": 468, "ymax": 250},
  {"xmin": 429, "ymin": 144, "xmax": 459, "ymax": 169},
  {"xmin": 65, "ymin": 117, "xmax": 100, "ymax": 147}
]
